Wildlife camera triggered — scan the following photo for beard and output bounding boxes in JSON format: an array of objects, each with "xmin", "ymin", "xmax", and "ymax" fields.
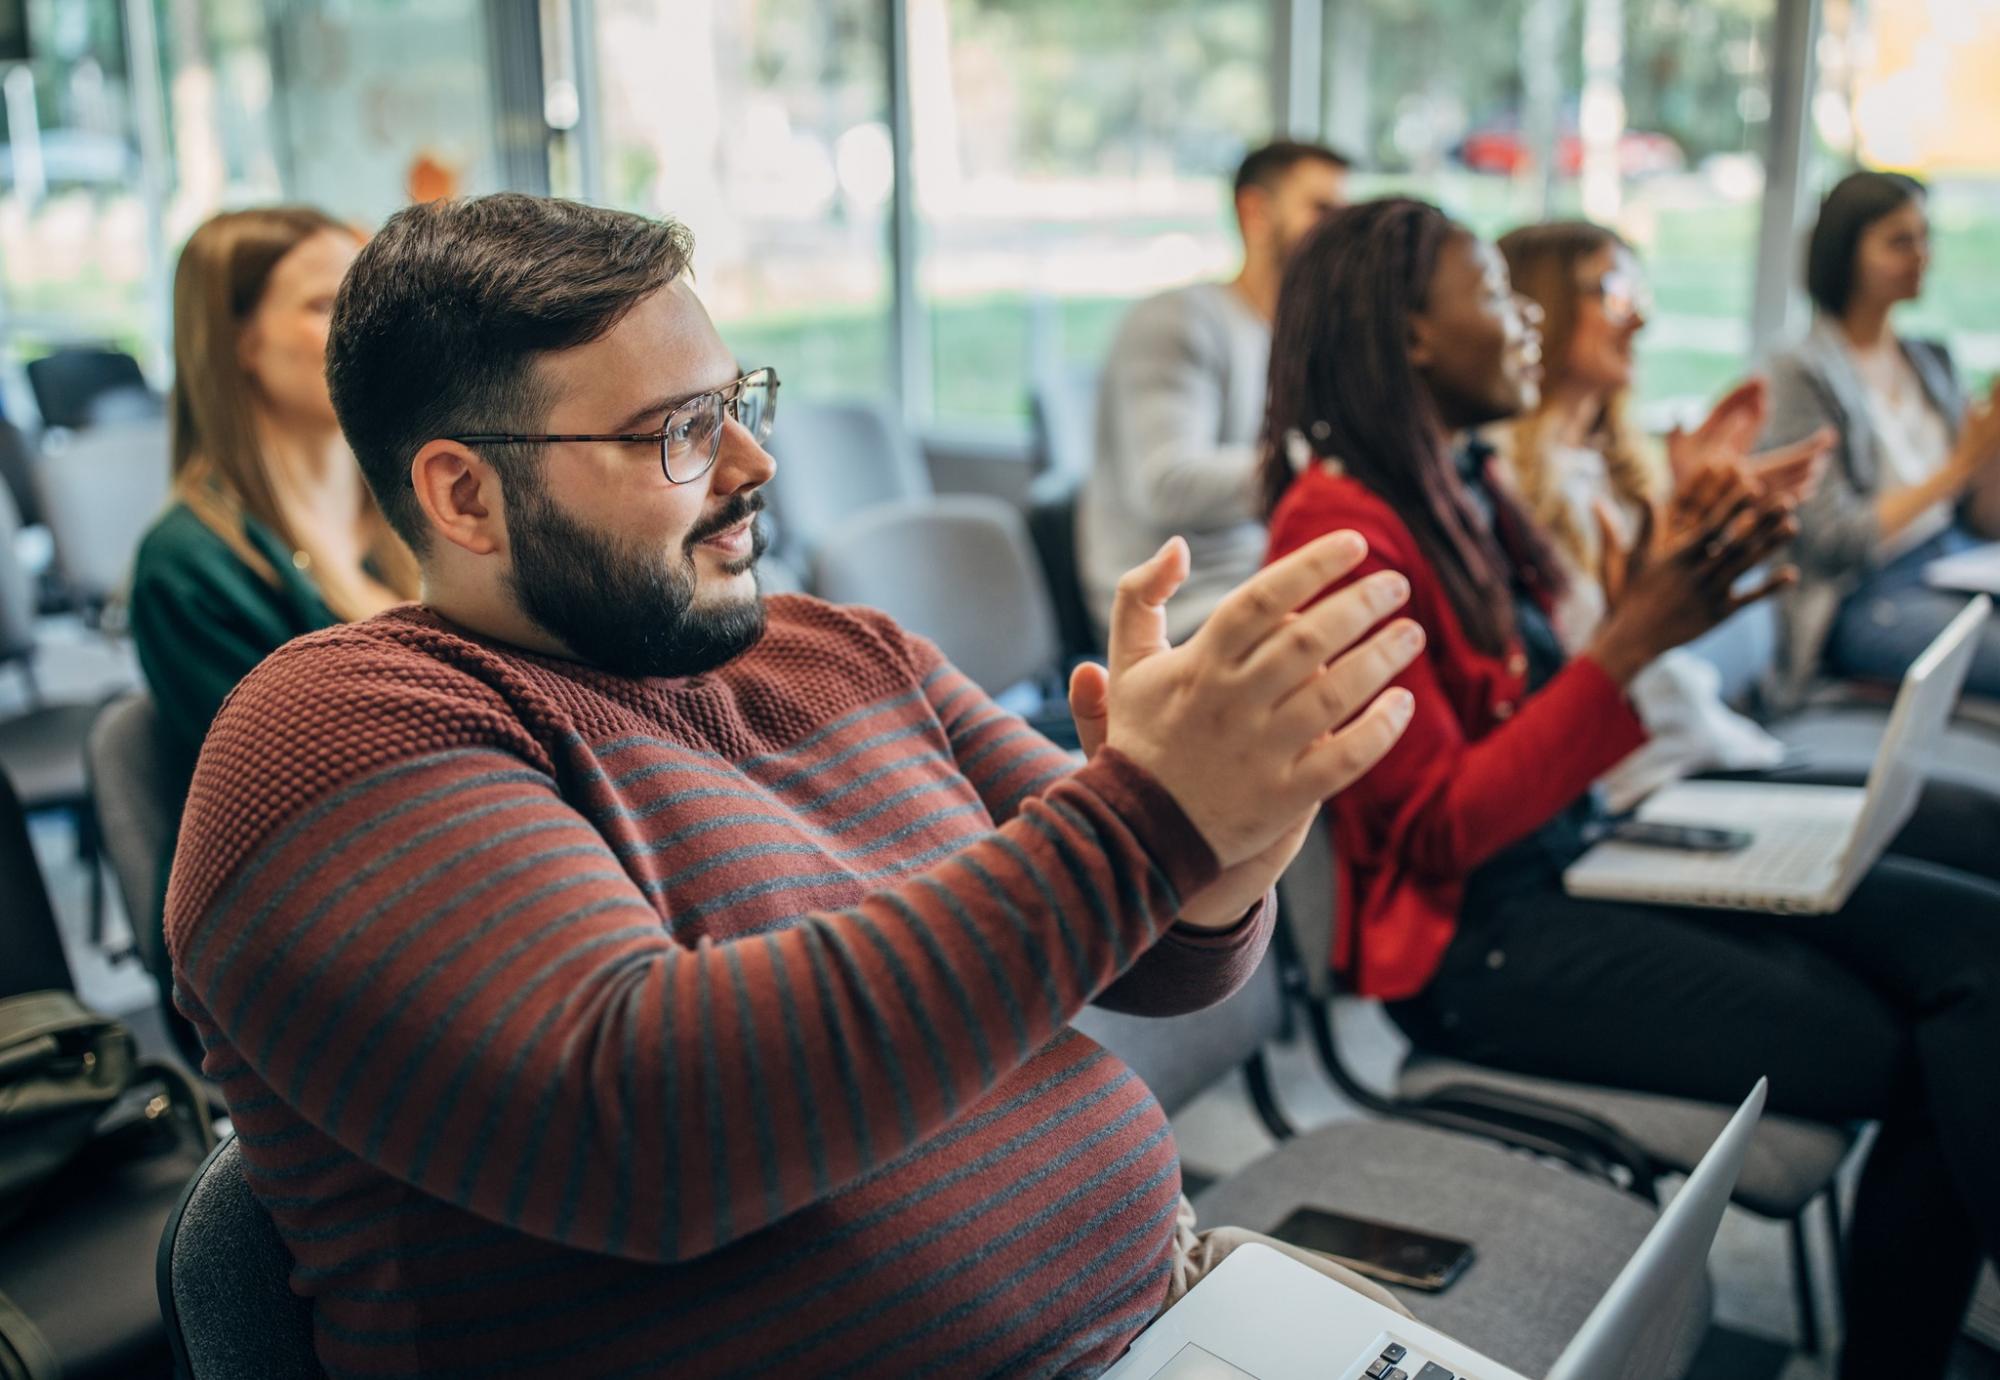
[{"xmin": 504, "ymin": 481, "xmax": 770, "ymax": 679}]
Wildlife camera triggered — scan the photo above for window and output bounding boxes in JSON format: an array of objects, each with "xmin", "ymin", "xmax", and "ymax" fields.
[
  {"xmin": 1325, "ymin": 0, "xmax": 1779, "ymax": 418},
  {"xmin": 259, "ymin": 0, "xmax": 501, "ymax": 225},
  {"xmin": 1813, "ymin": 0, "xmax": 2000, "ymax": 391},
  {"xmin": 0, "ymin": 0, "xmax": 156, "ymax": 363},
  {"xmin": 916, "ymin": 0, "xmax": 1272, "ymax": 429},
  {"xmin": 589, "ymin": 0, "xmax": 893, "ymax": 402}
]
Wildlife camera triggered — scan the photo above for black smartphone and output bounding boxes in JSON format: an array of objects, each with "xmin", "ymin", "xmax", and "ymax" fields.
[
  {"xmin": 1267, "ymin": 1206, "xmax": 1475, "ymax": 1293},
  {"xmin": 1608, "ymin": 819, "xmax": 1754, "ymax": 853}
]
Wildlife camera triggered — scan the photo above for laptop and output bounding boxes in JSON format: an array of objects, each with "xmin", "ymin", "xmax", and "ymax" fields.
[
  {"xmin": 1102, "ymin": 1080, "xmax": 1768, "ymax": 1380},
  {"xmin": 1924, "ymin": 541, "xmax": 2000, "ymax": 597},
  {"xmin": 1562, "ymin": 595, "xmax": 1990, "ymax": 914}
]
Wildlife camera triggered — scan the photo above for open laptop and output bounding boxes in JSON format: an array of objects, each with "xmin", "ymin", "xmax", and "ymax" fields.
[
  {"xmin": 1562, "ymin": 595, "xmax": 1990, "ymax": 914},
  {"xmin": 1102, "ymin": 1080, "xmax": 1767, "ymax": 1380}
]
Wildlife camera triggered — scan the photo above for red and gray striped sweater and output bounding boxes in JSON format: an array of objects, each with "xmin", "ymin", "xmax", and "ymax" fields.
[{"xmin": 167, "ymin": 594, "xmax": 1270, "ymax": 1378}]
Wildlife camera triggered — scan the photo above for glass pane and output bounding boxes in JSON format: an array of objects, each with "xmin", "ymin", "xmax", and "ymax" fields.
[
  {"xmin": 919, "ymin": 0, "xmax": 1271, "ymax": 429},
  {"xmin": 1814, "ymin": 0, "xmax": 2000, "ymax": 392},
  {"xmin": 0, "ymin": 0, "xmax": 153, "ymax": 360},
  {"xmin": 590, "ymin": 0, "xmax": 892, "ymax": 402},
  {"xmin": 261, "ymin": 0, "xmax": 500, "ymax": 225},
  {"xmin": 1326, "ymin": 0, "xmax": 1777, "ymax": 419}
]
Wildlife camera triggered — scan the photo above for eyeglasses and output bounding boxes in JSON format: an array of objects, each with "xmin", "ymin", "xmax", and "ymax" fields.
[
  {"xmin": 1580, "ymin": 271, "xmax": 1653, "ymax": 326},
  {"xmin": 450, "ymin": 367, "xmax": 780, "ymax": 485}
]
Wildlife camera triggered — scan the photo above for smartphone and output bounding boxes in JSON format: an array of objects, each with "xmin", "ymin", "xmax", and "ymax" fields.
[
  {"xmin": 1267, "ymin": 1206, "xmax": 1475, "ymax": 1293},
  {"xmin": 1608, "ymin": 819, "xmax": 1754, "ymax": 853}
]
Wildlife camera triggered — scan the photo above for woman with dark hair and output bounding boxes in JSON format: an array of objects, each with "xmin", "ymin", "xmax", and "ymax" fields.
[
  {"xmin": 1261, "ymin": 196, "xmax": 2000, "ymax": 1379},
  {"xmin": 1764, "ymin": 170, "xmax": 2000, "ymax": 704}
]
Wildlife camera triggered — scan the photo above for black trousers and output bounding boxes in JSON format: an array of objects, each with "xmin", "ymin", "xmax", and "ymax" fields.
[{"xmin": 1389, "ymin": 856, "xmax": 2000, "ymax": 1379}]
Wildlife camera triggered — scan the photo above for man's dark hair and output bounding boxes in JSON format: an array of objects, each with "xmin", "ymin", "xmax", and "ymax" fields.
[
  {"xmin": 326, "ymin": 193, "xmax": 696, "ymax": 549},
  {"xmin": 1232, "ymin": 139, "xmax": 1354, "ymax": 201},
  {"xmin": 1805, "ymin": 169, "xmax": 1926, "ymax": 317}
]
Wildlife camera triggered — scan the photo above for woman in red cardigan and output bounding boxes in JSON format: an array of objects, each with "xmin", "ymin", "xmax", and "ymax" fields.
[{"xmin": 1260, "ymin": 198, "xmax": 2000, "ymax": 1380}]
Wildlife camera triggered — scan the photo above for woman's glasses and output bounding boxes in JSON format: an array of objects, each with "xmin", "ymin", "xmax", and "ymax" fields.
[
  {"xmin": 450, "ymin": 367, "xmax": 780, "ymax": 485},
  {"xmin": 1580, "ymin": 271, "xmax": 1653, "ymax": 327}
]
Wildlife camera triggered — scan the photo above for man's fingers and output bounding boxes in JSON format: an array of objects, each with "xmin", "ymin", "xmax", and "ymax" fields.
[
  {"xmin": 1107, "ymin": 537, "xmax": 1190, "ymax": 674},
  {"xmin": 1237, "ymin": 569, "xmax": 1411, "ymax": 693},
  {"xmin": 1268, "ymin": 619, "xmax": 1425, "ymax": 745},
  {"xmin": 1292, "ymin": 687, "xmax": 1417, "ymax": 803},
  {"xmin": 1200, "ymin": 530, "xmax": 1371, "ymax": 664},
  {"xmin": 1067, "ymin": 661, "xmax": 1109, "ymax": 759}
]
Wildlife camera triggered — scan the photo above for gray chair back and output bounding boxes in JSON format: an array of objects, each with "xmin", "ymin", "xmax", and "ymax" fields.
[
  {"xmin": 812, "ymin": 495, "xmax": 1060, "ymax": 697},
  {"xmin": 1276, "ymin": 811, "xmax": 1338, "ymax": 1002},
  {"xmin": 765, "ymin": 398, "xmax": 930, "ymax": 564},
  {"xmin": 0, "ymin": 482, "xmax": 39, "ymax": 668},
  {"xmin": 1028, "ymin": 364, "xmax": 1099, "ymax": 486},
  {"xmin": 87, "ymin": 692, "xmax": 179, "ymax": 970},
  {"xmin": 1072, "ymin": 949, "xmax": 1289, "ymax": 1118},
  {"xmin": 25, "ymin": 347, "xmax": 150, "ymax": 431},
  {"xmin": 33, "ymin": 419, "xmax": 170, "ymax": 607},
  {"xmin": 158, "ymin": 1136, "xmax": 323, "ymax": 1380}
]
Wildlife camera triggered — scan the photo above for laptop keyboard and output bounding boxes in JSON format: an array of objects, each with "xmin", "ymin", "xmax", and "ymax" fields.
[
  {"xmin": 1363, "ymin": 1343, "xmax": 1459, "ymax": 1380},
  {"xmin": 1675, "ymin": 814, "xmax": 1845, "ymax": 890}
]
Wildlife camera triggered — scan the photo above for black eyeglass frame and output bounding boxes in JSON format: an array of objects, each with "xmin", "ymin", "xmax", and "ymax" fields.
[{"xmin": 447, "ymin": 366, "xmax": 780, "ymax": 485}]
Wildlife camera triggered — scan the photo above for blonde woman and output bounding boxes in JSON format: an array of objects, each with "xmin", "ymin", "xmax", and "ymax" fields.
[
  {"xmin": 129, "ymin": 209, "xmax": 417, "ymax": 1029},
  {"xmin": 132, "ymin": 207, "xmax": 417, "ymax": 785},
  {"xmin": 1490, "ymin": 221, "xmax": 1826, "ymax": 808}
]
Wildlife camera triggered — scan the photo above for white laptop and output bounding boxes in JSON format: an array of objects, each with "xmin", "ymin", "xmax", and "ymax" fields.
[
  {"xmin": 1102, "ymin": 1081, "xmax": 1767, "ymax": 1380},
  {"xmin": 1562, "ymin": 595, "xmax": 1990, "ymax": 914},
  {"xmin": 1924, "ymin": 542, "xmax": 2000, "ymax": 597}
]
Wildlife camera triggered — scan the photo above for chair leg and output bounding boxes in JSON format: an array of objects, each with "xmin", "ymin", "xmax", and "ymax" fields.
[
  {"xmin": 1241, "ymin": 1051, "xmax": 1296, "ymax": 1142},
  {"xmin": 1822, "ymin": 1188, "xmax": 1848, "ymax": 1339},
  {"xmin": 1790, "ymin": 1211, "xmax": 1822, "ymax": 1355}
]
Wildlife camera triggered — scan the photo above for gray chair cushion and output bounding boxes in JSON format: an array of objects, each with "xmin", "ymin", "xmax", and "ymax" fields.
[
  {"xmin": 1399, "ymin": 1055, "xmax": 1855, "ymax": 1219},
  {"xmin": 1193, "ymin": 1119, "xmax": 1708, "ymax": 1379},
  {"xmin": 162, "ymin": 1136, "xmax": 322, "ymax": 1380}
]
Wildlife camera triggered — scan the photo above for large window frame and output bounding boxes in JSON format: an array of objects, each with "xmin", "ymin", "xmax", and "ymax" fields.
[
  {"xmin": 19, "ymin": 0, "xmax": 1824, "ymax": 439},
  {"xmin": 833, "ymin": 0, "xmax": 1824, "ymax": 440}
]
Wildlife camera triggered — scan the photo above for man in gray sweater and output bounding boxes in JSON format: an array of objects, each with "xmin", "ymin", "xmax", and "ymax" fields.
[{"xmin": 1081, "ymin": 140, "xmax": 1351, "ymax": 643}]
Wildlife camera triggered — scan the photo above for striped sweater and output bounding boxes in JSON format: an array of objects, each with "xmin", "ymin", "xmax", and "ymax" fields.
[{"xmin": 166, "ymin": 595, "xmax": 1270, "ymax": 1378}]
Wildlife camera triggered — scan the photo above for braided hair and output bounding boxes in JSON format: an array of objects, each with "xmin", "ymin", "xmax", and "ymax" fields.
[{"xmin": 1257, "ymin": 197, "xmax": 1566, "ymax": 656}]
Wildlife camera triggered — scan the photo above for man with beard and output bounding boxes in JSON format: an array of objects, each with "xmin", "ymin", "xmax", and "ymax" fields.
[
  {"xmin": 163, "ymin": 193, "xmax": 1423, "ymax": 1377},
  {"xmin": 1082, "ymin": 140, "xmax": 1351, "ymax": 644}
]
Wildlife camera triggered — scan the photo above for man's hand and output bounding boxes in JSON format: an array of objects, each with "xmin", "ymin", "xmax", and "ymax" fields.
[
  {"xmin": 1065, "ymin": 532, "xmax": 1423, "ymax": 926},
  {"xmin": 1069, "ymin": 660, "xmax": 1317, "ymax": 929}
]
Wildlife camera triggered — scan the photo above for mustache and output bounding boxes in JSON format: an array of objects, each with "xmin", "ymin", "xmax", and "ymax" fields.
[{"xmin": 685, "ymin": 492, "xmax": 765, "ymax": 549}]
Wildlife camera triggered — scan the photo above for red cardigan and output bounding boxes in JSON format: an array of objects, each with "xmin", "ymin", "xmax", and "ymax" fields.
[{"xmin": 1266, "ymin": 464, "xmax": 1648, "ymax": 1000}]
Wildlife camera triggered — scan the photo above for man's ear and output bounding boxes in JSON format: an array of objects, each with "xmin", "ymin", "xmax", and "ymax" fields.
[
  {"xmin": 411, "ymin": 440, "xmax": 506, "ymax": 557},
  {"xmin": 1235, "ymin": 185, "xmax": 1269, "ymax": 244}
]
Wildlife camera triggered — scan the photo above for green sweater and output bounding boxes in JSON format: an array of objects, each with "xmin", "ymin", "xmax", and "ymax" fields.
[
  {"xmin": 129, "ymin": 501, "xmax": 337, "ymax": 787},
  {"xmin": 129, "ymin": 503, "xmax": 336, "ymax": 1003}
]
